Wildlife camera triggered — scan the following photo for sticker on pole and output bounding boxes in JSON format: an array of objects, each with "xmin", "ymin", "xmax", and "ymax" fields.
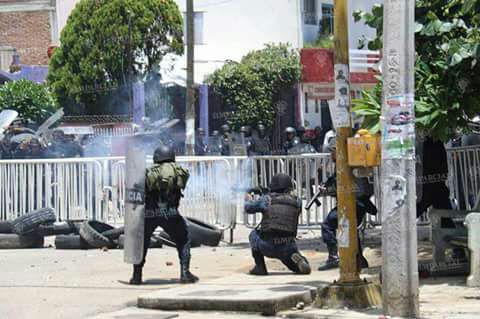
[
  {"xmin": 382, "ymin": 94, "xmax": 415, "ymax": 159},
  {"xmin": 330, "ymin": 64, "xmax": 352, "ymax": 128},
  {"xmin": 383, "ymin": 175, "xmax": 407, "ymax": 218},
  {"xmin": 337, "ymin": 216, "xmax": 349, "ymax": 248}
]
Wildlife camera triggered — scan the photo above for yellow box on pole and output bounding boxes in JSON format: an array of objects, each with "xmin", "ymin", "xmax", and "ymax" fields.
[{"xmin": 347, "ymin": 129, "xmax": 381, "ymax": 167}]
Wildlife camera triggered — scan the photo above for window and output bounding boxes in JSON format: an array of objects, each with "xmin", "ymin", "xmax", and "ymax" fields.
[
  {"xmin": 320, "ymin": 4, "xmax": 334, "ymax": 35},
  {"xmin": 304, "ymin": 0, "xmax": 317, "ymax": 25},
  {"xmin": 183, "ymin": 12, "xmax": 204, "ymax": 44}
]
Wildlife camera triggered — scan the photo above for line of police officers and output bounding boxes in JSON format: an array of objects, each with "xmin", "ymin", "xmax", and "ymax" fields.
[
  {"xmin": 194, "ymin": 124, "xmax": 327, "ymax": 156},
  {"xmin": 128, "ymin": 135, "xmax": 377, "ymax": 284}
]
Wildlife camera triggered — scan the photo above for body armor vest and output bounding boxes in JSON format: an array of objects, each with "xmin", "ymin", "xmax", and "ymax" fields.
[
  {"xmin": 145, "ymin": 163, "xmax": 189, "ymax": 214},
  {"xmin": 260, "ymin": 194, "xmax": 300, "ymax": 237}
]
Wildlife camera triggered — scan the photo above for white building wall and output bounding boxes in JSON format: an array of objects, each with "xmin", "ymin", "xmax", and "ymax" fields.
[
  {"xmin": 53, "ymin": 0, "xmax": 380, "ymax": 83},
  {"xmin": 348, "ymin": 0, "xmax": 381, "ymax": 49}
]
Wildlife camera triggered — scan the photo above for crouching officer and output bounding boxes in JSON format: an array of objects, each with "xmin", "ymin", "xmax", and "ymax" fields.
[
  {"xmin": 129, "ymin": 145, "xmax": 199, "ymax": 285},
  {"xmin": 245, "ymin": 174, "xmax": 311, "ymax": 275}
]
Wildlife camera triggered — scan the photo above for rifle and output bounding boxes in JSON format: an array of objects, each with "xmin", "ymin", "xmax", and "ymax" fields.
[{"xmin": 232, "ymin": 186, "xmax": 270, "ymax": 195}]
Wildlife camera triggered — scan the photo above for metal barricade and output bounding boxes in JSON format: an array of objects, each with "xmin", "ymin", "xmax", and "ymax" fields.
[
  {"xmin": 0, "ymin": 158, "xmax": 104, "ymax": 221},
  {"xmin": 447, "ymin": 145, "xmax": 480, "ymax": 211},
  {"xmin": 109, "ymin": 157, "xmax": 236, "ymax": 231},
  {"xmin": 238, "ymin": 154, "xmax": 336, "ymax": 228}
]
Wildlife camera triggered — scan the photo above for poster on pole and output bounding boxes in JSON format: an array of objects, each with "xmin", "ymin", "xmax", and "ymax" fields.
[
  {"xmin": 382, "ymin": 94, "xmax": 415, "ymax": 159},
  {"xmin": 330, "ymin": 64, "xmax": 352, "ymax": 128}
]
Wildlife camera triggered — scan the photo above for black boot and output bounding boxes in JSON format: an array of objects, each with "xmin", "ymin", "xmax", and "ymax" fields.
[
  {"xmin": 179, "ymin": 242, "xmax": 199, "ymax": 284},
  {"xmin": 357, "ymin": 253, "xmax": 369, "ymax": 270},
  {"xmin": 249, "ymin": 249, "xmax": 268, "ymax": 275},
  {"xmin": 129, "ymin": 265, "xmax": 143, "ymax": 285},
  {"xmin": 291, "ymin": 252, "xmax": 311, "ymax": 274},
  {"xmin": 318, "ymin": 244, "xmax": 339, "ymax": 271}
]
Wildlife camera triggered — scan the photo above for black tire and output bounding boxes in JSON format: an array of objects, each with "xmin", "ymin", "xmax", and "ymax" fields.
[
  {"xmin": 11, "ymin": 208, "xmax": 56, "ymax": 235},
  {"xmin": 186, "ymin": 217, "xmax": 223, "ymax": 247},
  {"xmin": 37, "ymin": 222, "xmax": 78, "ymax": 237},
  {"xmin": 79, "ymin": 221, "xmax": 116, "ymax": 249},
  {"xmin": 0, "ymin": 221, "xmax": 13, "ymax": 234},
  {"xmin": 0, "ymin": 233, "xmax": 44, "ymax": 249},
  {"xmin": 55, "ymin": 235, "xmax": 91, "ymax": 250},
  {"xmin": 102, "ymin": 226, "xmax": 124, "ymax": 240},
  {"xmin": 117, "ymin": 235, "xmax": 163, "ymax": 249}
]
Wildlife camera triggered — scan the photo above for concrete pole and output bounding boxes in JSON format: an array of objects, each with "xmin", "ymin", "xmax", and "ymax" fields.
[
  {"xmin": 381, "ymin": 0, "xmax": 419, "ymax": 316},
  {"xmin": 185, "ymin": 0, "xmax": 195, "ymax": 155},
  {"xmin": 333, "ymin": 0, "xmax": 360, "ymax": 284}
]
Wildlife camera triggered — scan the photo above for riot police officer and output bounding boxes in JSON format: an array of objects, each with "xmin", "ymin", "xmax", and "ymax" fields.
[
  {"xmin": 195, "ymin": 128, "xmax": 207, "ymax": 156},
  {"xmin": 251, "ymin": 124, "xmax": 271, "ymax": 155},
  {"xmin": 316, "ymin": 138, "xmax": 377, "ymax": 271},
  {"xmin": 129, "ymin": 145, "xmax": 199, "ymax": 285},
  {"xmin": 245, "ymin": 173, "xmax": 311, "ymax": 275},
  {"xmin": 207, "ymin": 130, "xmax": 221, "ymax": 155},
  {"xmin": 283, "ymin": 127, "xmax": 300, "ymax": 154},
  {"xmin": 220, "ymin": 124, "xmax": 231, "ymax": 156},
  {"xmin": 240, "ymin": 126, "xmax": 253, "ymax": 156}
]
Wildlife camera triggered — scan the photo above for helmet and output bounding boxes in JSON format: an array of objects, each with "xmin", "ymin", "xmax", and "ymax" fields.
[
  {"xmin": 240, "ymin": 126, "xmax": 251, "ymax": 135},
  {"xmin": 211, "ymin": 130, "xmax": 220, "ymax": 137},
  {"xmin": 270, "ymin": 173, "xmax": 293, "ymax": 193},
  {"xmin": 285, "ymin": 127, "xmax": 296, "ymax": 134},
  {"xmin": 297, "ymin": 126, "xmax": 306, "ymax": 134},
  {"xmin": 326, "ymin": 137, "xmax": 337, "ymax": 152},
  {"xmin": 258, "ymin": 124, "xmax": 266, "ymax": 131},
  {"xmin": 221, "ymin": 124, "xmax": 231, "ymax": 133},
  {"xmin": 153, "ymin": 145, "xmax": 175, "ymax": 164},
  {"xmin": 198, "ymin": 128, "xmax": 205, "ymax": 133}
]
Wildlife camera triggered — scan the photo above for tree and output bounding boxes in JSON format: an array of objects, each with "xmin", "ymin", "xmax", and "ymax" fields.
[
  {"xmin": 0, "ymin": 80, "xmax": 58, "ymax": 123},
  {"xmin": 353, "ymin": 0, "xmax": 480, "ymax": 141},
  {"xmin": 207, "ymin": 44, "xmax": 301, "ymax": 129},
  {"xmin": 48, "ymin": 0, "xmax": 183, "ymax": 115}
]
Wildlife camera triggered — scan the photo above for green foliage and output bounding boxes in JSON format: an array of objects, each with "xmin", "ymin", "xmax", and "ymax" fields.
[
  {"xmin": 48, "ymin": 0, "xmax": 183, "ymax": 114},
  {"xmin": 206, "ymin": 44, "xmax": 301, "ymax": 129},
  {"xmin": 0, "ymin": 80, "xmax": 58, "ymax": 123},
  {"xmin": 352, "ymin": 80, "xmax": 382, "ymax": 134},
  {"xmin": 353, "ymin": 0, "xmax": 480, "ymax": 141},
  {"xmin": 304, "ymin": 34, "xmax": 334, "ymax": 49}
]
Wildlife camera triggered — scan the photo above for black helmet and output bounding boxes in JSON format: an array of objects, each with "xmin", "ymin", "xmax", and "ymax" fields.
[
  {"xmin": 270, "ymin": 173, "xmax": 293, "ymax": 193},
  {"xmin": 297, "ymin": 127, "xmax": 306, "ymax": 134},
  {"xmin": 240, "ymin": 126, "xmax": 251, "ymax": 134},
  {"xmin": 221, "ymin": 124, "xmax": 231, "ymax": 133},
  {"xmin": 285, "ymin": 127, "xmax": 296, "ymax": 134},
  {"xmin": 153, "ymin": 145, "xmax": 175, "ymax": 163}
]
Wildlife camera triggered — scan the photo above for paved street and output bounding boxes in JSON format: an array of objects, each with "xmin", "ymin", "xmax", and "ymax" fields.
[{"xmin": 1, "ymin": 226, "xmax": 480, "ymax": 319}]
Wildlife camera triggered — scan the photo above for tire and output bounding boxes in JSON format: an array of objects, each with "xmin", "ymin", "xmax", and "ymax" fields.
[
  {"xmin": 186, "ymin": 217, "xmax": 223, "ymax": 247},
  {"xmin": 0, "ymin": 221, "xmax": 13, "ymax": 234},
  {"xmin": 37, "ymin": 222, "xmax": 78, "ymax": 237},
  {"xmin": 79, "ymin": 221, "xmax": 116, "ymax": 249},
  {"xmin": 117, "ymin": 235, "xmax": 163, "ymax": 249},
  {"xmin": 0, "ymin": 233, "xmax": 44, "ymax": 249},
  {"xmin": 102, "ymin": 226, "xmax": 124, "ymax": 240},
  {"xmin": 55, "ymin": 235, "xmax": 91, "ymax": 250},
  {"xmin": 11, "ymin": 208, "xmax": 56, "ymax": 235}
]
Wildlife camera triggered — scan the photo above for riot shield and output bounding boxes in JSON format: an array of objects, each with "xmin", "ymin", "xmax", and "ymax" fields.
[
  {"xmin": 0, "ymin": 110, "xmax": 18, "ymax": 140},
  {"xmin": 124, "ymin": 143, "xmax": 146, "ymax": 264},
  {"xmin": 35, "ymin": 108, "xmax": 64, "ymax": 137}
]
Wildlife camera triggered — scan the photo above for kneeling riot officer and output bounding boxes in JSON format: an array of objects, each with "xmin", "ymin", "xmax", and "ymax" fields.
[
  {"xmin": 130, "ymin": 145, "xmax": 199, "ymax": 285},
  {"xmin": 245, "ymin": 174, "xmax": 311, "ymax": 275}
]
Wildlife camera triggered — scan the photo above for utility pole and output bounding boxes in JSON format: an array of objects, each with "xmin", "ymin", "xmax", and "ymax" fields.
[
  {"xmin": 333, "ymin": 0, "xmax": 359, "ymax": 285},
  {"xmin": 185, "ymin": 0, "xmax": 195, "ymax": 155},
  {"xmin": 316, "ymin": 0, "xmax": 381, "ymax": 309},
  {"xmin": 381, "ymin": 0, "xmax": 419, "ymax": 316}
]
